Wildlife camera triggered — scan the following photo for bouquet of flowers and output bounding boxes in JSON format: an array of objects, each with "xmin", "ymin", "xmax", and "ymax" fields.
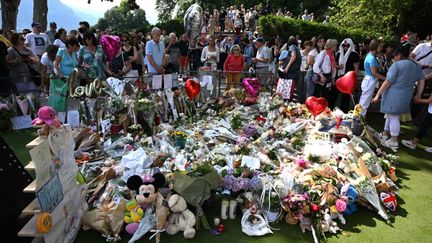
[
  {"xmin": 172, "ymin": 162, "xmax": 222, "ymax": 230},
  {"xmin": 136, "ymin": 98, "xmax": 158, "ymax": 112}
]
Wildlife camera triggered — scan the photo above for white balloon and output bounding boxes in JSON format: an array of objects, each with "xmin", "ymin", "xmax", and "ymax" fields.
[{"xmin": 184, "ymin": 4, "xmax": 203, "ymax": 40}]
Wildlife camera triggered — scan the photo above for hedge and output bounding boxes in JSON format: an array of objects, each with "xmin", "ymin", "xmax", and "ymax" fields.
[
  {"xmin": 259, "ymin": 16, "xmax": 379, "ymax": 44},
  {"xmin": 154, "ymin": 18, "xmax": 185, "ymax": 36}
]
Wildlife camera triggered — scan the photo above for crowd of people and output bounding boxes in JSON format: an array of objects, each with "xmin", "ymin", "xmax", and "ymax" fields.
[{"xmin": 0, "ymin": 6, "xmax": 431, "ymax": 152}]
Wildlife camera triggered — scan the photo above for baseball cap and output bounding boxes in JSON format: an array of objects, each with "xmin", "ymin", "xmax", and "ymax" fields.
[
  {"xmin": 31, "ymin": 21, "xmax": 41, "ymax": 27},
  {"xmin": 49, "ymin": 22, "xmax": 57, "ymax": 27}
]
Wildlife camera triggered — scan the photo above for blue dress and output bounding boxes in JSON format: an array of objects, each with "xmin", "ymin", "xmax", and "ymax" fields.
[{"xmin": 380, "ymin": 59, "xmax": 425, "ymax": 114}]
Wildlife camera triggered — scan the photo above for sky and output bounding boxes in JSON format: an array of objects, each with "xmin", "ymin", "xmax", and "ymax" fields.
[{"xmin": 59, "ymin": 0, "xmax": 158, "ymax": 24}]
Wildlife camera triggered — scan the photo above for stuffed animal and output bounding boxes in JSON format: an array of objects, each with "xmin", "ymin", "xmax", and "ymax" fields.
[
  {"xmin": 321, "ymin": 209, "xmax": 340, "ymax": 234},
  {"xmin": 341, "ymin": 184, "xmax": 359, "ymax": 215},
  {"xmin": 127, "ymin": 173, "xmax": 170, "ymax": 243},
  {"xmin": 32, "ymin": 106, "xmax": 62, "ymax": 128},
  {"xmin": 166, "ymin": 194, "xmax": 196, "ymax": 239},
  {"xmin": 299, "ymin": 217, "xmax": 312, "ymax": 233},
  {"xmin": 124, "ymin": 200, "xmax": 144, "ymax": 235}
]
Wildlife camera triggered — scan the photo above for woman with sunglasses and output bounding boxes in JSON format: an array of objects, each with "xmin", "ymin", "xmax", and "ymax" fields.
[
  {"xmin": 328, "ymin": 38, "xmax": 360, "ymax": 113},
  {"xmin": 78, "ymin": 31, "xmax": 108, "ymax": 82},
  {"xmin": 6, "ymin": 33, "xmax": 39, "ymax": 94},
  {"xmin": 223, "ymin": 44, "xmax": 244, "ymax": 90},
  {"xmin": 105, "ymin": 37, "xmax": 132, "ymax": 79},
  {"xmin": 121, "ymin": 33, "xmax": 140, "ymax": 75}
]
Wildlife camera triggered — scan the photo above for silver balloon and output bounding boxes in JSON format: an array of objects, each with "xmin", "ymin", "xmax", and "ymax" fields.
[{"xmin": 184, "ymin": 4, "xmax": 203, "ymax": 40}]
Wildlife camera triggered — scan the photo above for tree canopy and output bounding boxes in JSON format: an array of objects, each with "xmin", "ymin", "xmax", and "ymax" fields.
[{"xmin": 94, "ymin": 0, "xmax": 150, "ymax": 33}]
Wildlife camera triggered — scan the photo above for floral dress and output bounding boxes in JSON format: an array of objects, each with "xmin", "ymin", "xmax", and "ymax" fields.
[{"xmin": 78, "ymin": 45, "xmax": 106, "ymax": 79}]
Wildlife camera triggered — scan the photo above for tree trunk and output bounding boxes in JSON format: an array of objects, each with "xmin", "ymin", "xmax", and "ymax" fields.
[
  {"xmin": 33, "ymin": 0, "xmax": 48, "ymax": 32},
  {"xmin": 1, "ymin": 0, "xmax": 21, "ymax": 31}
]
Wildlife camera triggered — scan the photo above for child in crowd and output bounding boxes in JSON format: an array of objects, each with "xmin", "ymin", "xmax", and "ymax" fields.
[{"xmin": 402, "ymin": 95, "xmax": 432, "ymax": 153}]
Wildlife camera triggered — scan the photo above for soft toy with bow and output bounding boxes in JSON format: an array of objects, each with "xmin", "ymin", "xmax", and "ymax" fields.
[{"xmin": 127, "ymin": 173, "xmax": 170, "ymax": 243}]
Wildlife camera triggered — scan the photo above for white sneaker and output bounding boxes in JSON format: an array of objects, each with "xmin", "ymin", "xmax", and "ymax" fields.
[
  {"xmin": 381, "ymin": 138, "xmax": 398, "ymax": 152},
  {"xmin": 386, "ymin": 139, "xmax": 399, "ymax": 152},
  {"xmin": 425, "ymin": 147, "xmax": 432, "ymax": 153},
  {"xmin": 401, "ymin": 140, "xmax": 416, "ymax": 150}
]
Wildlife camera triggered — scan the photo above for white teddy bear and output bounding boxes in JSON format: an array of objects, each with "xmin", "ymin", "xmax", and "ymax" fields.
[{"xmin": 166, "ymin": 194, "xmax": 196, "ymax": 239}]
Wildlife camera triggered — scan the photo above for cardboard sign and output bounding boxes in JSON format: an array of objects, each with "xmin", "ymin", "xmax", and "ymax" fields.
[
  {"xmin": 37, "ymin": 173, "xmax": 64, "ymax": 213},
  {"xmin": 30, "ymin": 139, "xmax": 53, "ymax": 188},
  {"xmin": 10, "ymin": 115, "xmax": 32, "ymax": 130}
]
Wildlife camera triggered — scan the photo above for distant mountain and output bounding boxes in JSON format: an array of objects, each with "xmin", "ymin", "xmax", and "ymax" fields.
[{"xmin": 1, "ymin": 0, "xmax": 99, "ymax": 32}]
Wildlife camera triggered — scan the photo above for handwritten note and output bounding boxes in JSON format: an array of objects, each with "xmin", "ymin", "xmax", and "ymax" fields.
[
  {"xmin": 37, "ymin": 173, "xmax": 63, "ymax": 213},
  {"xmin": 163, "ymin": 74, "xmax": 173, "ymax": 89},
  {"xmin": 152, "ymin": 75, "xmax": 162, "ymax": 89},
  {"xmin": 66, "ymin": 110, "xmax": 80, "ymax": 127},
  {"xmin": 202, "ymin": 75, "xmax": 214, "ymax": 91},
  {"xmin": 10, "ymin": 115, "xmax": 32, "ymax": 130}
]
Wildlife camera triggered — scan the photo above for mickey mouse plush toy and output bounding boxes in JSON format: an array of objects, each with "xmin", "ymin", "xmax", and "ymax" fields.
[{"xmin": 127, "ymin": 173, "xmax": 170, "ymax": 243}]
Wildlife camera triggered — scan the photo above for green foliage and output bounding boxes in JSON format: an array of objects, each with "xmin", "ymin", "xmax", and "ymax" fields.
[
  {"xmin": 155, "ymin": 0, "xmax": 177, "ymax": 23},
  {"xmin": 94, "ymin": 0, "xmax": 150, "ymax": 33},
  {"xmin": 329, "ymin": 0, "xmax": 413, "ymax": 38},
  {"xmin": 259, "ymin": 15, "xmax": 375, "ymax": 44},
  {"xmin": 154, "ymin": 18, "xmax": 184, "ymax": 36}
]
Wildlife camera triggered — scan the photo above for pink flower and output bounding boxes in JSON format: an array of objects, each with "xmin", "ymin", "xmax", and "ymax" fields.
[
  {"xmin": 335, "ymin": 199, "xmax": 347, "ymax": 212},
  {"xmin": 296, "ymin": 158, "xmax": 308, "ymax": 169}
]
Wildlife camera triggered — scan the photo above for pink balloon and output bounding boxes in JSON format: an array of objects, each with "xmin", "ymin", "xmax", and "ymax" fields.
[
  {"xmin": 101, "ymin": 35, "xmax": 121, "ymax": 63},
  {"xmin": 242, "ymin": 78, "xmax": 260, "ymax": 97},
  {"xmin": 126, "ymin": 222, "xmax": 139, "ymax": 235}
]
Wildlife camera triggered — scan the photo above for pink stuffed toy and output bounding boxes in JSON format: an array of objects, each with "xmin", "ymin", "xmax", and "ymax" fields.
[{"xmin": 32, "ymin": 106, "xmax": 61, "ymax": 128}]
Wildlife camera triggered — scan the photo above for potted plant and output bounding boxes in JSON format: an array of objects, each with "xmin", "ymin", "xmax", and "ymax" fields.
[{"xmin": 170, "ymin": 130, "xmax": 187, "ymax": 149}]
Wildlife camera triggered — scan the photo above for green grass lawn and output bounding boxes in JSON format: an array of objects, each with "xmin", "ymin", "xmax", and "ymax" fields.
[{"xmin": 3, "ymin": 113, "xmax": 432, "ymax": 243}]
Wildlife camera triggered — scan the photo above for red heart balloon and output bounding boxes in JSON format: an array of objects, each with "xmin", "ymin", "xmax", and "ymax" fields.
[
  {"xmin": 336, "ymin": 71, "xmax": 357, "ymax": 95},
  {"xmin": 305, "ymin": 96, "xmax": 328, "ymax": 117},
  {"xmin": 185, "ymin": 79, "xmax": 201, "ymax": 100}
]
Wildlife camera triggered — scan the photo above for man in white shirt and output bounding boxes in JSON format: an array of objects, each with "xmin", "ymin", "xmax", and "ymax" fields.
[
  {"xmin": 253, "ymin": 37, "xmax": 271, "ymax": 86},
  {"xmin": 411, "ymin": 38, "xmax": 432, "ymax": 80},
  {"xmin": 25, "ymin": 21, "xmax": 51, "ymax": 59}
]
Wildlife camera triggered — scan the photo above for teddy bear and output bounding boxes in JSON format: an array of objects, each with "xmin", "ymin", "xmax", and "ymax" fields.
[
  {"xmin": 127, "ymin": 173, "xmax": 170, "ymax": 243},
  {"xmin": 321, "ymin": 209, "xmax": 340, "ymax": 234},
  {"xmin": 166, "ymin": 194, "xmax": 196, "ymax": 239},
  {"xmin": 341, "ymin": 184, "xmax": 359, "ymax": 215}
]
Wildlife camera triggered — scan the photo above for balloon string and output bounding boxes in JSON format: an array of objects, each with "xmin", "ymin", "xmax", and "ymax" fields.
[{"xmin": 350, "ymin": 95, "xmax": 356, "ymax": 106}]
